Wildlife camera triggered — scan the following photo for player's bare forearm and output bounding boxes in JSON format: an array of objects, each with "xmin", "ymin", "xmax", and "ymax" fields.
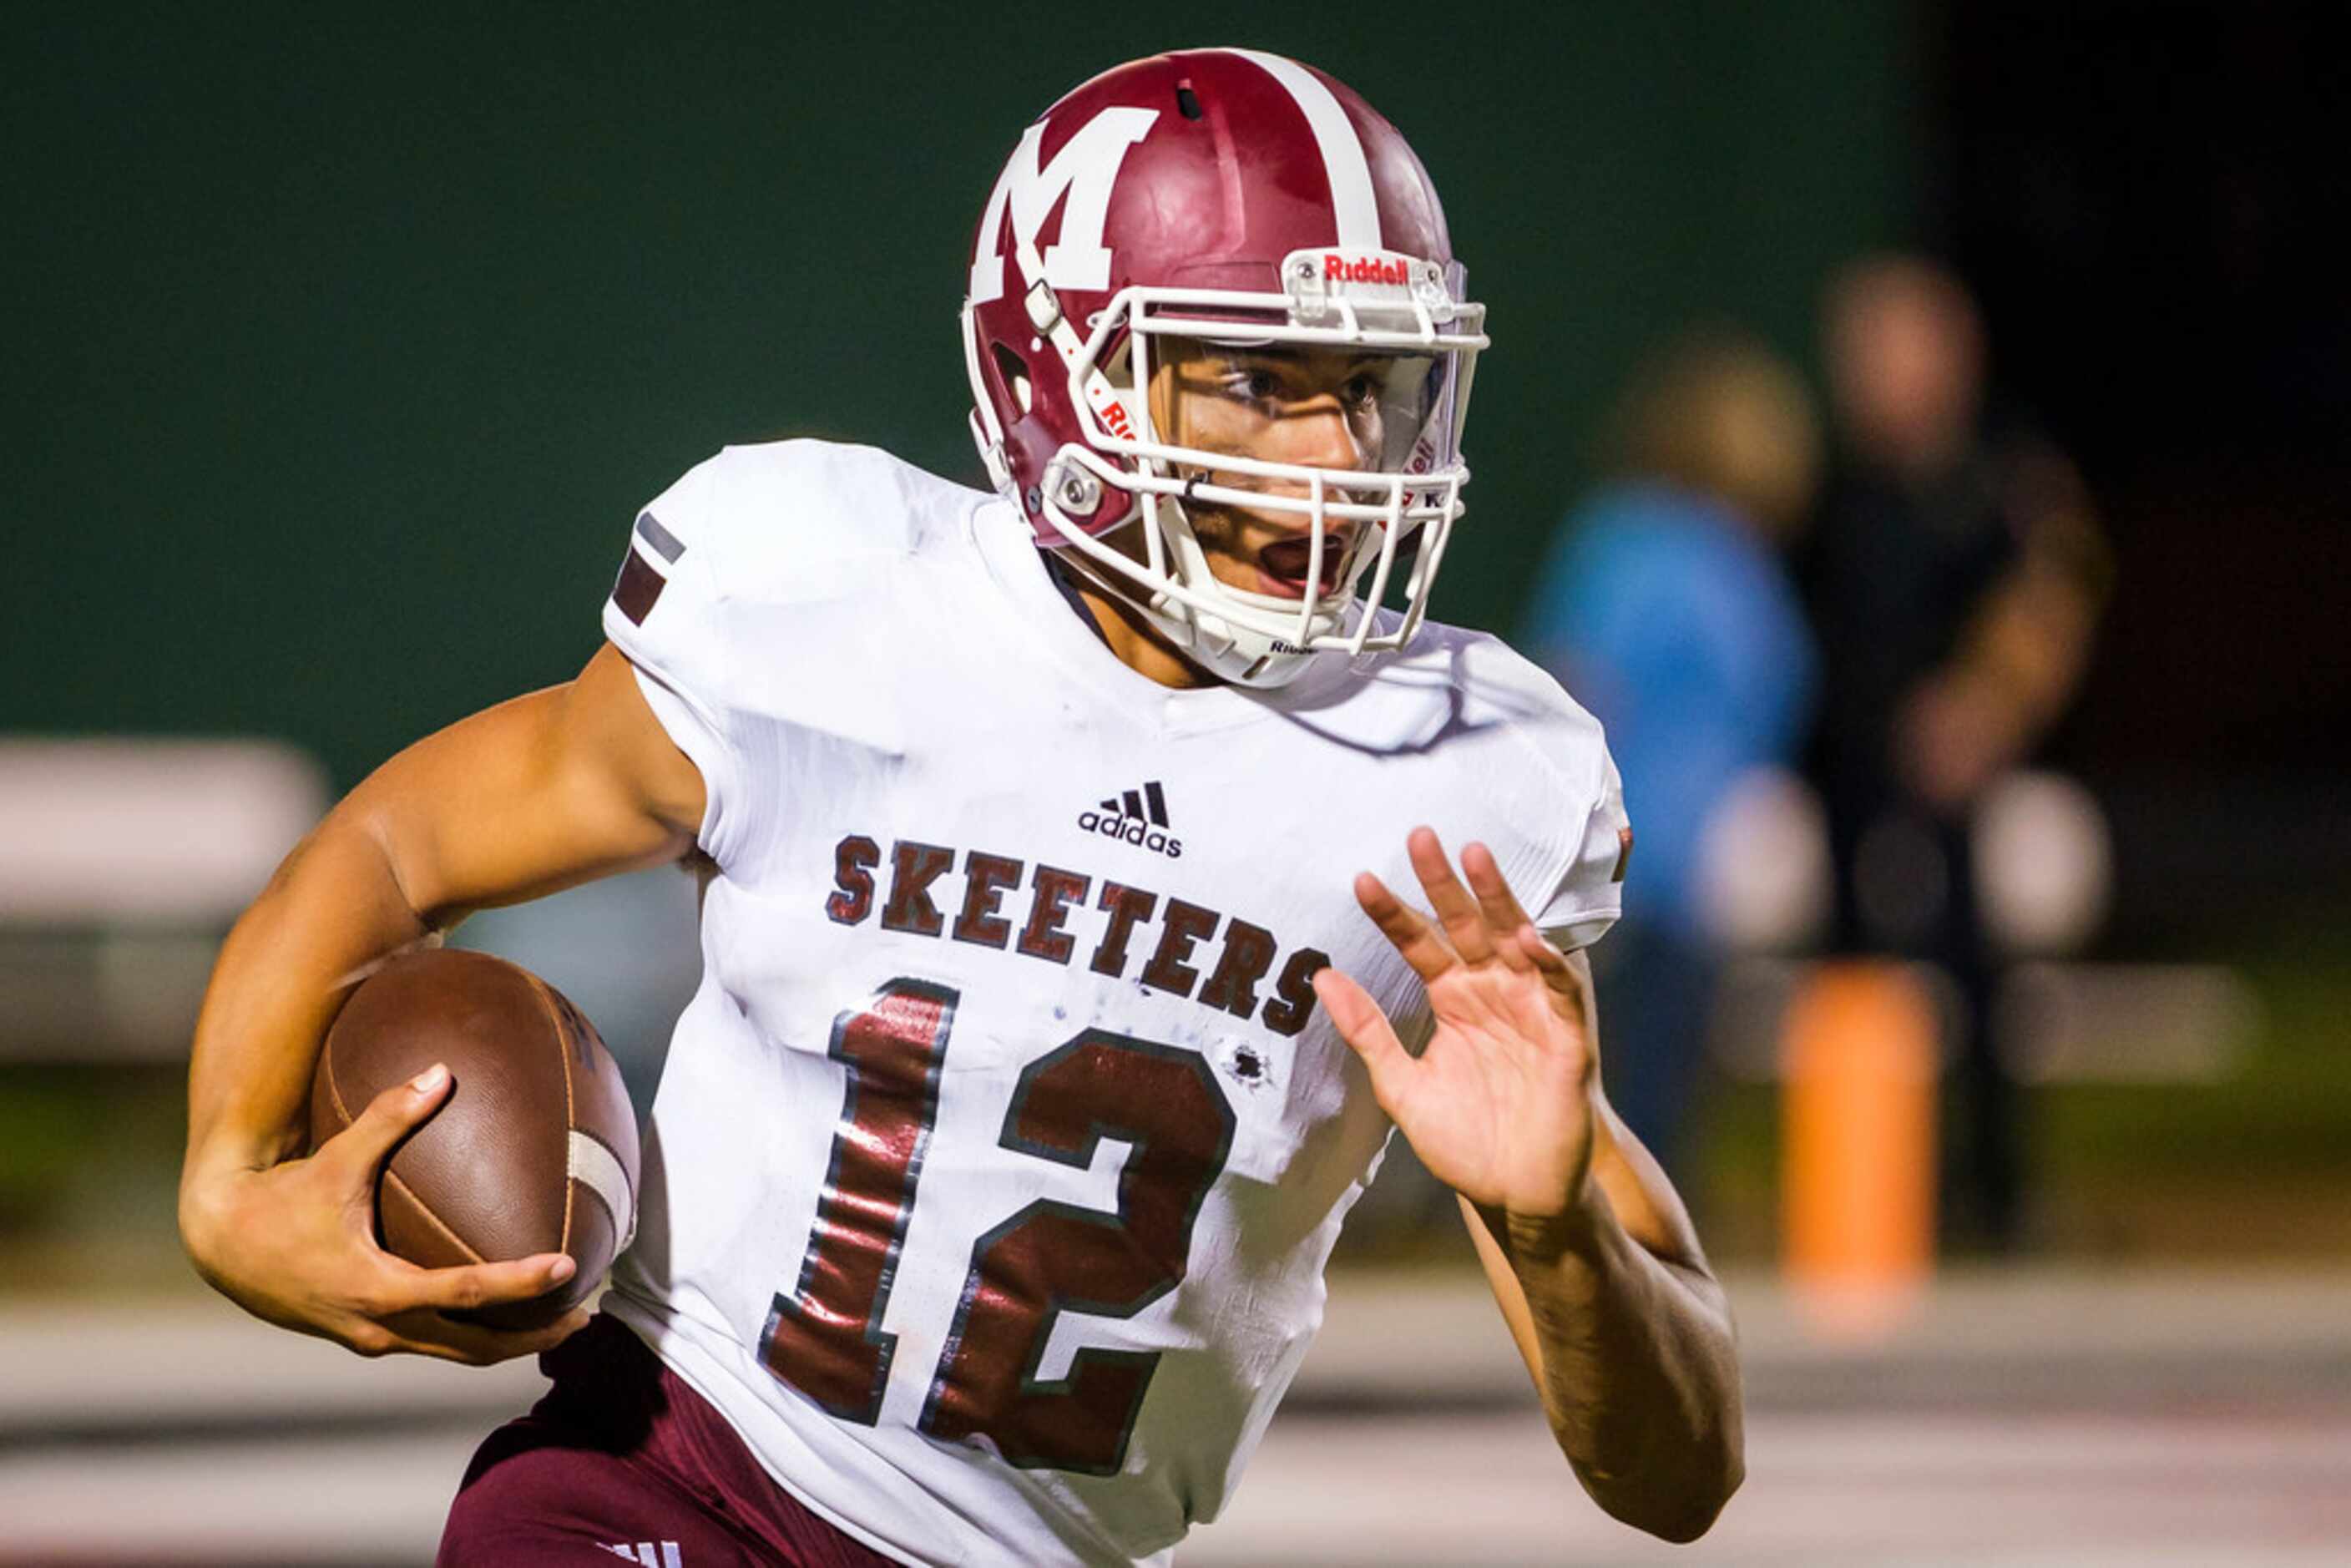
[
  {"xmin": 1465, "ymin": 1181, "xmax": 1742, "ymax": 1542},
  {"xmin": 180, "ymin": 646, "xmax": 703, "ymax": 1254},
  {"xmin": 183, "ymin": 820, "xmax": 435, "ymax": 1202}
]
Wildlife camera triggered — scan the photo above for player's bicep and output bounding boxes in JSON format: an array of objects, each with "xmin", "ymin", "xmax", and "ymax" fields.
[
  {"xmin": 558, "ymin": 641, "xmax": 710, "ymax": 847},
  {"xmin": 346, "ymin": 642, "xmax": 706, "ymax": 925}
]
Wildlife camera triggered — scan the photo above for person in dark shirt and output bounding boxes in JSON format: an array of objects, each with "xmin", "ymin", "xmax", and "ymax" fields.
[{"xmin": 1801, "ymin": 255, "xmax": 2110, "ymax": 1252}]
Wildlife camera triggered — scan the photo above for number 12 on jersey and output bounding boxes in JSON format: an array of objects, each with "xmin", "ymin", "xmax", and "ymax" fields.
[{"xmin": 760, "ymin": 979, "xmax": 1237, "ymax": 1474}]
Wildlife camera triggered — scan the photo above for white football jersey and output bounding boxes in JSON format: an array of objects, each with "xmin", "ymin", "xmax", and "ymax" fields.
[{"xmin": 599, "ymin": 441, "xmax": 1627, "ymax": 1566}]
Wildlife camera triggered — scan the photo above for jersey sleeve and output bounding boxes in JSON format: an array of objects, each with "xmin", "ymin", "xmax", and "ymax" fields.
[
  {"xmin": 1532, "ymin": 745, "xmax": 1631, "ymax": 952},
  {"xmin": 601, "ymin": 457, "xmax": 746, "ymax": 864}
]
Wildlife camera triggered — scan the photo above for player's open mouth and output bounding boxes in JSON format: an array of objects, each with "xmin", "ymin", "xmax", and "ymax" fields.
[{"xmin": 1254, "ymin": 531, "xmax": 1354, "ymax": 599}]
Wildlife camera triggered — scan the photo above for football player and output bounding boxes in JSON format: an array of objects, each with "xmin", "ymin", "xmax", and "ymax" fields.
[{"xmin": 179, "ymin": 49, "xmax": 1742, "ymax": 1565}]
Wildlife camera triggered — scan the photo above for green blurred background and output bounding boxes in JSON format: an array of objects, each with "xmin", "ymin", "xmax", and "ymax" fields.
[{"xmin": 7, "ymin": 3, "xmax": 1909, "ymax": 782}]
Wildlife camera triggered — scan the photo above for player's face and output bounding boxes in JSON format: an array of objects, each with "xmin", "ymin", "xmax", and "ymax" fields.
[{"xmin": 1146, "ymin": 341, "xmax": 1424, "ymax": 601}]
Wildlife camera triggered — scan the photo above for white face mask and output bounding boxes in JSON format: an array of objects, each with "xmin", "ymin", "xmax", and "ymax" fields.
[{"xmin": 966, "ymin": 246, "xmax": 1488, "ymax": 688}]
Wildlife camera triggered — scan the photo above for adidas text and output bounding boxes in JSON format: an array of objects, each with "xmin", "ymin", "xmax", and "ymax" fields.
[{"xmin": 1076, "ymin": 810, "xmax": 1182, "ymax": 858}]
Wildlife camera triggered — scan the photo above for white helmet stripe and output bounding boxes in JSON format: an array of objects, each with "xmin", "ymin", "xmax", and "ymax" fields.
[{"xmin": 1223, "ymin": 48, "xmax": 1382, "ymax": 250}]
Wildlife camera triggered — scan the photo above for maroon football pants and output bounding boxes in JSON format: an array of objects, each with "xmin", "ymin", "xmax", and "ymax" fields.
[{"xmin": 437, "ymin": 1313, "xmax": 900, "ymax": 1566}]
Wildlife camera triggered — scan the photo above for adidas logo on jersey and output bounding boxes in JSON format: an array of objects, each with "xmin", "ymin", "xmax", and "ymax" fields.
[
  {"xmin": 1077, "ymin": 780, "xmax": 1182, "ymax": 858},
  {"xmin": 598, "ymin": 1544, "xmax": 682, "ymax": 1567}
]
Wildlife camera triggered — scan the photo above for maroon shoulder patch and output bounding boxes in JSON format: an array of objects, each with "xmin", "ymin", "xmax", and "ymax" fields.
[{"xmin": 611, "ymin": 549, "xmax": 666, "ymax": 625}]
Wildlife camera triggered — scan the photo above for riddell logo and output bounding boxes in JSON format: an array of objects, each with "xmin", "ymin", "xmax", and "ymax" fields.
[
  {"xmin": 1077, "ymin": 780, "xmax": 1182, "ymax": 858},
  {"xmin": 1323, "ymin": 255, "xmax": 1410, "ymax": 286}
]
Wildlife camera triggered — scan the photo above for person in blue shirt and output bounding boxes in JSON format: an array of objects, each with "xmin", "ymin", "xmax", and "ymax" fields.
[{"xmin": 1524, "ymin": 331, "xmax": 1821, "ymax": 1181}]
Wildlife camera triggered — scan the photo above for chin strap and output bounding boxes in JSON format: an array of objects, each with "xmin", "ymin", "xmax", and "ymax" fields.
[
  {"xmin": 1039, "ymin": 549, "xmax": 1114, "ymax": 650},
  {"xmin": 1014, "ymin": 237, "xmax": 1142, "ymax": 463}
]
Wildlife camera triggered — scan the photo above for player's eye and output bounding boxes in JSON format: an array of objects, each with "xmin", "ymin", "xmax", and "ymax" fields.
[
  {"xmin": 1342, "ymin": 372, "xmax": 1381, "ymax": 407},
  {"xmin": 1224, "ymin": 367, "xmax": 1283, "ymax": 402}
]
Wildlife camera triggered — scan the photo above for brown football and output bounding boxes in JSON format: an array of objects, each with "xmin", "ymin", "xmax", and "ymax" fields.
[{"xmin": 309, "ymin": 946, "xmax": 640, "ymax": 1331}]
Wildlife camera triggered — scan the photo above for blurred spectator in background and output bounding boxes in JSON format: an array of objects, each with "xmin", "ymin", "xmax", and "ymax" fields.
[
  {"xmin": 1524, "ymin": 331, "xmax": 1821, "ymax": 1185},
  {"xmin": 1802, "ymin": 254, "xmax": 2112, "ymax": 1253}
]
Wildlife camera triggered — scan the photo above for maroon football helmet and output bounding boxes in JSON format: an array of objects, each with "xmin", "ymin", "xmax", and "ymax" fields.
[{"xmin": 961, "ymin": 48, "xmax": 1488, "ymax": 686}]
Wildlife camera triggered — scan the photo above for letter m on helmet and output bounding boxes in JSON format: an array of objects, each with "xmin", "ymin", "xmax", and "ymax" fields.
[{"xmin": 967, "ymin": 107, "xmax": 1158, "ymax": 306}]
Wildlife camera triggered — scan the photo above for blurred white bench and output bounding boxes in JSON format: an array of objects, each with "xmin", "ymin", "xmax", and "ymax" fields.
[
  {"xmin": 0, "ymin": 736, "xmax": 700, "ymax": 1084},
  {"xmin": 1692, "ymin": 766, "xmax": 2258, "ymax": 1083},
  {"xmin": 0, "ymin": 738, "xmax": 327, "ymax": 1062}
]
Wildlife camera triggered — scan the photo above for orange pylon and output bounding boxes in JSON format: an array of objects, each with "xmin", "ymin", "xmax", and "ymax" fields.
[{"xmin": 1780, "ymin": 961, "xmax": 1938, "ymax": 1338}]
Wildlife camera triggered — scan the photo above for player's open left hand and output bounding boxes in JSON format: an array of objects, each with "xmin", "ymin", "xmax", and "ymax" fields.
[
  {"xmin": 1313, "ymin": 827, "xmax": 1598, "ymax": 1227},
  {"xmin": 182, "ymin": 1067, "xmax": 589, "ymax": 1366}
]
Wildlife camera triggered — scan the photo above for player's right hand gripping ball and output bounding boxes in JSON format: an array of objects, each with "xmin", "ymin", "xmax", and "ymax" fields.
[{"xmin": 309, "ymin": 948, "xmax": 640, "ymax": 1330}]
